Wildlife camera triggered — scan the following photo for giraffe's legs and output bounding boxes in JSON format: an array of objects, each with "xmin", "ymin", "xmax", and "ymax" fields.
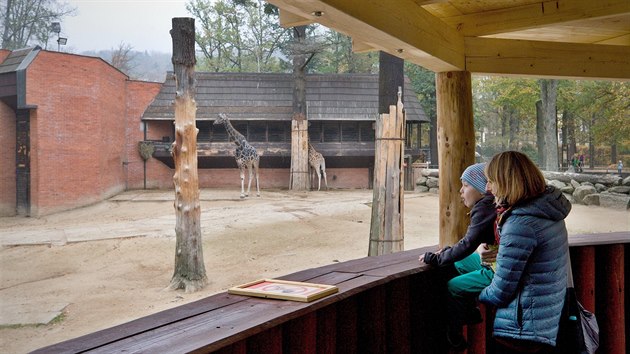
[
  {"xmin": 253, "ymin": 160, "xmax": 260, "ymax": 197},
  {"xmin": 316, "ymin": 169, "xmax": 321, "ymax": 191},
  {"xmin": 239, "ymin": 165, "xmax": 246, "ymax": 198},
  {"xmin": 321, "ymin": 161, "xmax": 328, "ymax": 190},
  {"xmin": 245, "ymin": 165, "xmax": 253, "ymax": 197}
]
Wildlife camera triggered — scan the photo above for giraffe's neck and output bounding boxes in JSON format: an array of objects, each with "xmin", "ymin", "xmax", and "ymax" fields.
[{"xmin": 223, "ymin": 119, "xmax": 246, "ymax": 144}]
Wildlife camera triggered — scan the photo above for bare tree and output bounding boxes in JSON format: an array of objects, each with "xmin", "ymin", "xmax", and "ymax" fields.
[
  {"xmin": 1, "ymin": 0, "xmax": 75, "ymax": 50},
  {"xmin": 110, "ymin": 42, "xmax": 136, "ymax": 74}
]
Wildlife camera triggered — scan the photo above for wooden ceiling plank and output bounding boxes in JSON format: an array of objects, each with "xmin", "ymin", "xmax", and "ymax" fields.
[
  {"xmin": 352, "ymin": 40, "xmax": 376, "ymax": 53},
  {"xmin": 465, "ymin": 37, "xmax": 630, "ymax": 80},
  {"xmin": 267, "ymin": 0, "xmax": 465, "ymax": 72},
  {"xmin": 442, "ymin": 0, "xmax": 630, "ymax": 37},
  {"xmin": 279, "ymin": 9, "xmax": 315, "ymax": 27}
]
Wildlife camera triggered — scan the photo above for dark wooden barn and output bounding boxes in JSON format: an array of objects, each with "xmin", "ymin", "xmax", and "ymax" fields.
[{"xmin": 142, "ymin": 72, "xmax": 429, "ymax": 175}]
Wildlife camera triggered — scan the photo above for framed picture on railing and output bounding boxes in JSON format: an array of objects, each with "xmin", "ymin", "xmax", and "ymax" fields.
[{"xmin": 228, "ymin": 279, "xmax": 338, "ymax": 302}]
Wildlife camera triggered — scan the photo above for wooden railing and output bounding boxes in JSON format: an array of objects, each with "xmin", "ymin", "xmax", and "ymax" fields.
[{"xmin": 33, "ymin": 232, "xmax": 628, "ymax": 354}]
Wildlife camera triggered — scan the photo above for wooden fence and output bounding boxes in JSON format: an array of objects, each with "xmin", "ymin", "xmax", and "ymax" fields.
[{"xmin": 33, "ymin": 232, "xmax": 628, "ymax": 354}]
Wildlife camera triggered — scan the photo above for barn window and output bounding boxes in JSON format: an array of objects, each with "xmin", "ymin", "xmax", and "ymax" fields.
[
  {"xmin": 323, "ymin": 122, "xmax": 340, "ymax": 142},
  {"xmin": 359, "ymin": 121, "xmax": 375, "ymax": 142},
  {"xmin": 249, "ymin": 122, "xmax": 267, "ymax": 142},
  {"xmin": 211, "ymin": 123, "xmax": 229, "ymax": 142},
  {"xmin": 308, "ymin": 121, "xmax": 323, "ymax": 142},
  {"xmin": 341, "ymin": 122, "xmax": 359, "ymax": 142},
  {"xmin": 268, "ymin": 121, "xmax": 289, "ymax": 142},
  {"xmin": 197, "ymin": 121, "xmax": 211, "ymax": 142},
  {"xmin": 233, "ymin": 121, "xmax": 248, "ymax": 140}
]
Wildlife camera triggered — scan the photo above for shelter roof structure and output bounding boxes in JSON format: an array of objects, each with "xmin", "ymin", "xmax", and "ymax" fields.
[
  {"xmin": 142, "ymin": 72, "xmax": 428, "ymax": 122},
  {"xmin": 268, "ymin": 0, "xmax": 630, "ymax": 80}
]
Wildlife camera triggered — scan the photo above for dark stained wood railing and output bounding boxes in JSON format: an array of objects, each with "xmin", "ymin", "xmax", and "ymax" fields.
[{"xmin": 33, "ymin": 232, "xmax": 628, "ymax": 354}]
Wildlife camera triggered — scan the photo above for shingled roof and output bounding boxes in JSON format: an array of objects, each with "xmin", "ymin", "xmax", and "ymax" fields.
[{"xmin": 142, "ymin": 72, "xmax": 428, "ymax": 122}]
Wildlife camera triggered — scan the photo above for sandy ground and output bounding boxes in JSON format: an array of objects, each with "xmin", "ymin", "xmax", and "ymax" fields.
[{"xmin": 0, "ymin": 188, "xmax": 628, "ymax": 354}]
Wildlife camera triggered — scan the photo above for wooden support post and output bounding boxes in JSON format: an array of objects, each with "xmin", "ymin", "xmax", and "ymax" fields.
[
  {"xmin": 571, "ymin": 246, "xmax": 596, "ymax": 312},
  {"xmin": 290, "ymin": 119, "xmax": 309, "ymax": 190},
  {"xmin": 369, "ymin": 90, "xmax": 405, "ymax": 256},
  {"xmin": 599, "ymin": 244, "xmax": 625, "ymax": 354},
  {"xmin": 435, "ymin": 71, "xmax": 475, "ymax": 247},
  {"xmin": 168, "ymin": 17, "xmax": 207, "ymax": 292}
]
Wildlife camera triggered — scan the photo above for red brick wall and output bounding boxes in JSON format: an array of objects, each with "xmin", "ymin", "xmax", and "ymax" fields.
[
  {"xmin": 26, "ymin": 51, "xmax": 129, "ymax": 216},
  {"xmin": 145, "ymin": 165, "xmax": 370, "ymax": 190},
  {"xmin": 0, "ymin": 101, "xmax": 16, "ymax": 216}
]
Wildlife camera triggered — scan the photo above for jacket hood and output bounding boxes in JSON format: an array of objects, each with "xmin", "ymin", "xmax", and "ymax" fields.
[{"xmin": 511, "ymin": 186, "xmax": 571, "ymax": 221}]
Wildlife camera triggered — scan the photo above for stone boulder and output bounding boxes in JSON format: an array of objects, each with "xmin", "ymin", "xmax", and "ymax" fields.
[
  {"xmin": 599, "ymin": 192, "xmax": 630, "ymax": 209},
  {"xmin": 582, "ymin": 194, "xmax": 600, "ymax": 206},
  {"xmin": 416, "ymin": 176, "xmax": 428, "ymax": 186},
  {"xmin": 623, "ymin": 176, "xmax": 630, "ymax": 186},
  {"xmin": 426, "ymin": 177, "xmax": 439, "ymax": 188},
  {"xmin": 548, "ymin": 180, "xmax": 565, "ymax": 189},
  {"xmin": 608, "ymin": 186, "xmax": 630, "ymax": 194},
  {"xmin": 570, "ymin": 180, "xmax": 581, "ymax": 189},
  {"xmin": 421, "ymin": 169, "xmax": 440, "ymax": 177},
  {"xmin": 573, "ymin": 185, "xmax": 597, "ymax": 204},
  {"xmin": 594, "ymin": 183, "xmax": 607, "ymax": 192}
]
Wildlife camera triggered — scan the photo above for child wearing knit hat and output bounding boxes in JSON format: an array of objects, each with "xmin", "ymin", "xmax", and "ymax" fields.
[{"xmin": 419, "ymin": 162, "xmax": 498, "ymax": 350}]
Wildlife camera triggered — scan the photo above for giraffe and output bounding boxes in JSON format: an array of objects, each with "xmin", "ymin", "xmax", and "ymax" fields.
[
  {"xmin": 308, "ymin": 143, "xmax": 328, "ymax": 191},
  {"xmin": 214, "ymin": 113, "xmax": 260, "ymax": 198}
]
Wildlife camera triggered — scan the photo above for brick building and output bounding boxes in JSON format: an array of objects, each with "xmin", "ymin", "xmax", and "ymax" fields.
[{"xmin": 0, "ymin": 47, "xmax": 161, "ymax": 216}]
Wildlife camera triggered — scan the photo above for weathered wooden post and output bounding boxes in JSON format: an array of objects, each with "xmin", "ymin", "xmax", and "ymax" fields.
[
  {"xmin": 436, "ymin": 71, "xmax": 475, "ymax": 248},
  {"xmin": 369, "ymin": 88, "xmax": 405, "ymax": 256},
  {"xmin": 289, "ymin": 25, "xmax": 309, "ymax": 191},
  {"xmin": 168, "ymin": 17, "xmax": 207, "ymax": 292}
]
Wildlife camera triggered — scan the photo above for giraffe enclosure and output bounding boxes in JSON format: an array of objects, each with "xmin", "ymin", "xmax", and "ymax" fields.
[{"xmin": 1, "ymin": 188, "xmax": 628, "ymax": 354}]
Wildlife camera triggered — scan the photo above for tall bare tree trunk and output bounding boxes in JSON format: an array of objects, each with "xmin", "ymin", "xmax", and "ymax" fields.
[
  {"xmin": 289, "ymin": 26, "xmax": 309, "ymax": 190},
  {"xmin": 540, "ymin": 80, "xmax": 559, "ymax": 171},
  {"xmin": 536, "ymin": 100, "xmax": 546, "ymax": 167},
  {"xmin": 168, "ymin": 17, "xmax": 207, "ymax": 293}
]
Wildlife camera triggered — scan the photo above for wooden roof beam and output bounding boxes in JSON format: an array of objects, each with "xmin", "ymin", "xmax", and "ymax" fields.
[
  {"xmin": 267, "ymin": 0, "xmax": 465, "ymax": 72},
  {"xmin": 279, "ymin": 9, "xmax": 315, "ymax": 28},
  {"xmin": 442, "ymin": 0, "xmax": 630, "ymax": 37},
  {"xmin": 465, "ymin": 37, "xmax": 630, "ymax": 80}
]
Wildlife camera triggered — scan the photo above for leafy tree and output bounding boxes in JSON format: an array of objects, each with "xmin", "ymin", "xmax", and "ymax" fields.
[
  {"xmin": 1, "ymin": 0, "xmax": 75, "ymax": 50},
  {"xmin": 187, "ymin": 0, "xmax": 290, "ymax": 72},
  {"xmin": 404, "ymin": 63, "xmax": 437, "ymax": 165},
  {"xmin": 472, "ymin": 76, "xmax": 538, "ymax": 161}
]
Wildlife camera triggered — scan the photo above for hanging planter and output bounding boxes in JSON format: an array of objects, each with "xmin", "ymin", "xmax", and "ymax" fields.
[{"xmin": 138, "ymin": 141, "xmax": 155, "ymax": 161}]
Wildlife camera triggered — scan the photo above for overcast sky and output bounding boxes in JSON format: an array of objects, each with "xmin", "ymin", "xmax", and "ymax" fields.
[{"xmin": 62, "ymin": 0, "xmax": 190, "ymax": 53}]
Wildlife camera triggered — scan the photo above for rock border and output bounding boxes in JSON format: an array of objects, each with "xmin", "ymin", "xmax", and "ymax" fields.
[{"xmin": 415, "ymin": 169, "xmax": 630, "ymax": 210}]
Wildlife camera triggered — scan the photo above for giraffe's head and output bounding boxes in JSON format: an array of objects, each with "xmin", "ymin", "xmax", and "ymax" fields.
[{"xmin": 214, "ymin": 113, "xmax": 228, "ymax": 126}]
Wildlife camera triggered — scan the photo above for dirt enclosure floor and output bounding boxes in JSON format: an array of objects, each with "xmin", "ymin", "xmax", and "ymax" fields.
[{"xmin": 1, "ymin": 188, "xmax": 628, "ymax": 353}]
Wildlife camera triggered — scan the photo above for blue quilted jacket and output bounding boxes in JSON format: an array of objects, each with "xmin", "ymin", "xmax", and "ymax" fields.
[{"xmin": 479, "ymin": 186, "xmax": 571, "ymax": 346}]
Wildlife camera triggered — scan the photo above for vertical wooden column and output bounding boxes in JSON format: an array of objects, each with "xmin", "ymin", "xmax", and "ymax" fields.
[
  {"xmin": 290, "ymin": 119, "xmax": 309, "ymax": 190},
  {"xmin": 369, "ymin": 91, "xmax": 405, "ymax": 256},
  {"xmin": 436, "ymin": 71, "xmax": 475, "ymax": 247},
  {"xmin": 599, "ymin": 244, "xmax": 625, "ymax": 354},
  {"xmin": 571, "ymin": 246, "xmax": 596, "ymax": 312}
]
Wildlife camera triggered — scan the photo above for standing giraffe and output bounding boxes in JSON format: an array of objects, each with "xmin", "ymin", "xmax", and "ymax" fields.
[
  {"xmin": 308, "ymin": 143, "xmax": 328, "ymax": 191},
  {"xmin": 214, "ymin": 113, "xmax": 260, "ymax": 198}
]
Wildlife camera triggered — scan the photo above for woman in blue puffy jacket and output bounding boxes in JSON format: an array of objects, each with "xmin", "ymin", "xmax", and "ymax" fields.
[{"xmin": 479, "ymin": 151, "xmax": 571, "ymax": 353}]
